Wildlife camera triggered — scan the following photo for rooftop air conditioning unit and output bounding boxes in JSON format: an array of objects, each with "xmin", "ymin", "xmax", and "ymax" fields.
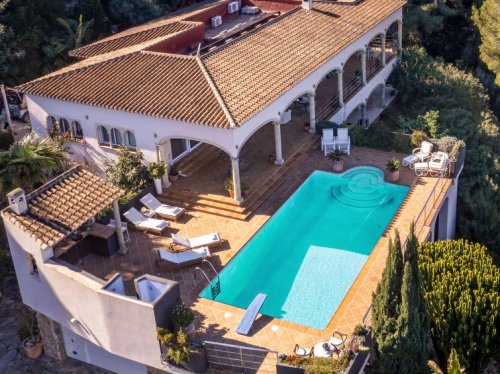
[
  {"xmin": 242, "ymin": 6, "xmax": 259, "ymax": 15},
  {"xmin": 211, "ymin": 15, "xmax": 222, "ymax": 28},
  {"xmin": 228, "ymin": 1, "xmax": 239, "ymax": 14}
]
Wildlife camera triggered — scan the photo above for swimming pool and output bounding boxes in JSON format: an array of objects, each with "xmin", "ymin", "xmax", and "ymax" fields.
[{"xmin": 200, "ymin": 167, "xmax": 409, "ymax": 329}]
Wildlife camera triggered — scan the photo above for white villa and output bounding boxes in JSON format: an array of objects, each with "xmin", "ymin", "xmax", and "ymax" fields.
[
  {"xmin": 1, "ymin": 0, "xmax": 464, "ymax": 373},
  {"xmin": 19, "ymin": 0, "xmax": 404, "ymax": 201}
]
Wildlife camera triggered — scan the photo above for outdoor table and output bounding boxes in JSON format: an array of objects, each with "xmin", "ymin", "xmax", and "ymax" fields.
[{"xmin": 313, "ymin": 342, "xmax": 333, "ymax": 358}]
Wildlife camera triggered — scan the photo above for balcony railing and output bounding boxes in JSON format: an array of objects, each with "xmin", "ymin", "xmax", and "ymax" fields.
[
  {"xmin": 316, "ymin": 95, "xmax": 340, "ymax": 121},
  {"xmin": 366, "ymin": 58, "xmax": 383, "ymax": 82}
]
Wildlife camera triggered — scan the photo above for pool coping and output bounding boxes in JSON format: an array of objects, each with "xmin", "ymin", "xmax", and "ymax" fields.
[{"xmin": 197, "ymin": 167, "xmax": 412, "ymax": 336}]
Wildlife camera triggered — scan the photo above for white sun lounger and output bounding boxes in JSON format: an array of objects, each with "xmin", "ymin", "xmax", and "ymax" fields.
[
  {"xmin": 157, "ymin": 247, "xmax": 210, "ymax": 269},
  {"xmin": 140, "ymin": 193, "xmax": 185, "ymax": 220},
  {"xmin": 171, "ymin": 232, "xmax": 223, "ymax": 249},
  {"xmin": 236, "ymin": 293, "xmax": 267, "ymax": 335},
  {"xmin": 123, "ymin": 207, "xmax": 169, "ymax": 235}
]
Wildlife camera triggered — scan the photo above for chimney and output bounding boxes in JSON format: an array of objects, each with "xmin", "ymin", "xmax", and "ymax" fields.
[
  {"xmin": 302, "ymin": 0, "xmax": 313, "ymax": 10},
  {"xmin": 7, "ymin": 188, "xmax": 28, "ymax": 215}
]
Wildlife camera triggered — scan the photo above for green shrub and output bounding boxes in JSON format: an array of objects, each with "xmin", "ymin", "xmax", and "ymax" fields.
[
  {"xmin": 348, "ymin": 125, "xmax": 411, "ymax": 153},
  {"xmin": 419, "ymin": 240, "xmax": 500, "ymax": 373},
  {"xmin": 281, "ymin": 354, "xmax": 352, "ymax": 374},
  {"xmin": 171, "ymin": 303, "xmax": 195, "ymax": 328},
  {"xmin": 104, "ymin": 145, "xmax": 149, "ymax": 193},
  {"xmin": 430, "ymin": 136, "xmax": 459, "ymax": 154},
  {"xmin": 411, "ymin": 130, "xmax": 428, "ymax": 148}
]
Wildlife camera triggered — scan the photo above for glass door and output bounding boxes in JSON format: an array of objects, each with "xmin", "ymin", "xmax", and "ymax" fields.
[{"xmin": 171, "ymin": 139, "xmax": 188, "ymax": 161}]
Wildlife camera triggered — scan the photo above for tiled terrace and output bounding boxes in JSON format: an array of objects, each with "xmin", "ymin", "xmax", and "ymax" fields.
[{"xmin": 77, "ymin": 141, "xmax": 451, "ymax": 369}]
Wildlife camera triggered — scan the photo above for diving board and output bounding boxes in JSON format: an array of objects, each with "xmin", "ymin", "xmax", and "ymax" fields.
[{"xmin": 236, "ymin": 293, "xmax": 267, "ymax": 335}]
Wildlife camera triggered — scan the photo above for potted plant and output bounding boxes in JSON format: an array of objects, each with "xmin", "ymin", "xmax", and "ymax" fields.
[
  {"xmin": 172, "ymin": 303, "xmax": 196, "ymax": 337},
  {"xmin": 157, "ymin": 328, "xmax": 190, "ymax": 367},
  {"xmin": 18, "ymin": 310, "xmax": 43, "ymax": 359},
  {"xmin": 148, "ymin": 162, "xmax": 168, "ymax": 194},
  {"xmin": 386, "ymin": 158, "xmax": 400, "ymax": 182},
  {"xmin": 224, "ymin": 177, "xmax": 250, "ymax": 198},
  {"xmin": 304, "ymin": 122, "xmax": 310, "ymax": 132},
  {"xmin": 169, "ymin": 165, "xmax": 179, "ymax": 183},
  {"xmin": 268, "ymin": 152, "xmax": 276, "ymax": 164},
  {"xmin": 328, "ymin": 149, "xmax": 347, "ymax": 172}
]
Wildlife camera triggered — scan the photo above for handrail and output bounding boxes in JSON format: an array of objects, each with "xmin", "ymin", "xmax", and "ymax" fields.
[
  {"xmin": 202, "ymin": 258, "xmax": 220, "ymax": 282},
  {"xmin": 361, "ymin": 174, "xmax": 448, "ymax": 327},
  {"xmin": 204, "ymin": 341, "xmax": 278, "ymax": 356}
]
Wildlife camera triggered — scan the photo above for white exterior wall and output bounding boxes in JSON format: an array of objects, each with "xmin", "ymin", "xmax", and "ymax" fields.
[
  {"xmin": 3, "ymin": 219, "xmax": 168, "ymax": 371},
  {"xmin": 26, "ymin": 8, "xmax": 403, "ymax": 164}
]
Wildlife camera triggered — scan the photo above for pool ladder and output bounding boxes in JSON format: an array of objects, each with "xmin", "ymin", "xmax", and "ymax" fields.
[{"xmin": 195, "ymin": 259, "xmax": 221, "ymax": 299}]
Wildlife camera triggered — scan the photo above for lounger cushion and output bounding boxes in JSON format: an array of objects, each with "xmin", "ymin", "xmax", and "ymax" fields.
[
  {"xmin": 139, "ymin": 218, "xmax": 168, "ymax": 230},
  {"xmin": 190, "ymin": 233, "xmax": 220, "ymax": 247},
  {"xmin": 158, "ymin": 247, "xmax": 210, "ymax": 264},
  {"xmin": 156, "ymin": 205, "xmax": 184, "ymax": 217},
  {"xmin": 172, "ymin": 233, "xmax": 192, "ymax": 248}
]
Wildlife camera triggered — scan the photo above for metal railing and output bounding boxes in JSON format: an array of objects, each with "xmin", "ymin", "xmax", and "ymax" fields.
[
  {"xmin": 316, "ymin": 95, "xmax": 340, "ymax": 121},
  {"xmin": 204, "ymin": 341, "xmax": 278, "ymax": 372},
  {"xmin": 361, "ymin": 174, "xmax": 449, "ymax": 327}
]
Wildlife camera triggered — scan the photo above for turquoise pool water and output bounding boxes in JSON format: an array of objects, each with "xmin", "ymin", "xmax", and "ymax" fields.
[{"xmin": 200, "ymin": 167, "xmax": 409, "ymax": 329}]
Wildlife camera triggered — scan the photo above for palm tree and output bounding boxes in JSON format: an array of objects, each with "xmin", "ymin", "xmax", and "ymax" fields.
[
  {"xmin": 57, "ymin": 14, "xmax": 94, "ymax": 49},
  {"xmin": 0, "ymin": 133, "xmax": 67, "ymax": 198}
]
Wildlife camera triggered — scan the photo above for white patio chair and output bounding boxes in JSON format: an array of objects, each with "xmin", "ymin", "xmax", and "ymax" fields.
[
  {"xmin": 335, "ymin": 128, "xmax": 351, "ymax": 155},
  {"xmin": 123, "ymin": 207, "xmax": 169, "ymax": 235},
  {"xmin": 413, "ymin": 141, "xmax": 433, "ymax": 162},
  {"xmin": 140, "ymin": 193, "xmax": 185, "ymax": 221},
  {"xmin": 428, "ymin": 152, "xmax": 450, "ymax": 177},
  {"xmin": 321, "ymin": 128, "xmax": 335, "ymax": 156},
  {"xmin": 107, "ymin": 219, "xmax": 130, "ymax": 243},
  {"xmin": 293, "ymin": 344, "xmax": 314, "ymax": 357},
  {"xmin": 171, "ymin": 232, "xmax": 223, "ymax": 250},
  {"xmin": 156, "ymin": 247, "xmax": 210, "ymax": 269}
]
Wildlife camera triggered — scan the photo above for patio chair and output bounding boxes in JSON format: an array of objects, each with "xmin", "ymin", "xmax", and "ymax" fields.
[
  {"xmin": 293, "ymin": 344, "xmax": 314, "ymax": 357},
  {"xmin": 107, "ymin": 219, "xmax": 130, "ymax": 243},
  {"xmin": 321, "ymin": 128, "xmax": 335, "ymax": 156},
  {"xmin": 414, "ymin": 161, "xmax": 429, "ymax": 176},
  {"xmin": 328, "ymin": 331, "xmax": 347, "ymax": 354},
  {"xmin": 140, "ymin": 193, "xmax": 185, "ymax": 221},
  {"xmin": 123, "ymin": 207, "xmax": 169, "ymax": 235},
  {"xmin": 335, "ymin": 128, "xmax": 351, "ymax": 155},
  {"xmin": 428, "ymin": 151, "xmax": 450, "ymax": 177},
  {"xmin": 156, "ymin": 247, "xmax": 210, "ymax": 269},
  {"xmin": 412, "ymin": 141, "xmax": 433, "ymax": 162},
  {"xmin": 170, "ymin": 232, "xmax": 223, "ymax": 250}
]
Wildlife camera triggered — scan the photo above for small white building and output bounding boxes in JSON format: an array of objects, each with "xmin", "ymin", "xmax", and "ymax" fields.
[{"xmin": 18, "ymin": 0, "xmax": 405, "ymax": 202}]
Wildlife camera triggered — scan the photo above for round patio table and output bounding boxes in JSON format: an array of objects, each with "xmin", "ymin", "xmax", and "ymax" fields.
[{"xmin": 313, "ymin": 342, "xmax": 333, "ymax": 358}]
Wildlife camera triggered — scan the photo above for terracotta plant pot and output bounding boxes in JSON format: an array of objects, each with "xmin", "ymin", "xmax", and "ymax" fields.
[
  {"xmin": 169, "ymin": 174, "xmax": 179, "ymax": 183},
  {"xmin": 227, "ymin": 189, "xmax": 235, "ymax": 199},
  {"xmin": 23, "ymin": 338, "xmax": 43, "ymax": 359},
  {"xmin": 333, "ymin": 160, "xmax": 344, "ymax": 172},
  {"xmin": 388, "ymin": 170, "xmax": 400, "ymax": 182},
  {"xmin": 242, "ymin": 189, "xmax": 250, "ymax": 198}
]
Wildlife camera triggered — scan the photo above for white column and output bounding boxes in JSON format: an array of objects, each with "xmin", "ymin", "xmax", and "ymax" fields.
[
  {"xmin": 273, "ymin": 121, "xmax": 284, "ymax": 165},
  {"xmin": 308, "ymin": 92, "xmax": 316, "ymax": 134},
  {"xmin": 231, "ymin": 157, "xmax": 243, "ymax": 202},
  {"xmin": 398, "ymin": 19, "xmax": 403, "ymax": 54},
  {"xmin": 112, "ymin": 199, "xmax": 128, "ymax": 255},
  {"xmin": 337, "ymin": 69, "xmax": 344, "ymax": 107},
  {"xmin": 157, "ymin": 143, "xmax": 171, "ymax": 188},
  {"xmin": 381, "ymin": 34, "xmax": 386, "ymax": 67},
  {"xmin": 381, "ymin": 84, "xmax": 386, "ymax": 108},
  {"xmin": 361, "ymin": 50, "xmax": 367, "ymax": 85}
]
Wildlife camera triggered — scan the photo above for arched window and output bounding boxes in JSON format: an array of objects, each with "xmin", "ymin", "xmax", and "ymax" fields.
[
  {"xmin": 46, "ymin": 116, "xmax": 57, "ymax": 132},
  {"xmin": 124, "ymin": 130, "xmax": 136, "ymax": 149},
  {"xmin": 111, "ymin": 128, "xmax": 123, "ymax": 146},
  {"xmin": 59, "ymin": 118, "xmax": 70, "ymax": 134},
  {"xmin": 71, "ymin": 121, "xmax": 83, "ymax": 139},
  {"xmin": 98, "ymin": 126, "xmax": 110, "ymax": 145}
]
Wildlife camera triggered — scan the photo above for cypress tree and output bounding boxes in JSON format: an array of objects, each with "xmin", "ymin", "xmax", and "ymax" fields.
[
  {"xmin": 397, "ymin": 223, "xmax": 430, "ymax": 374},
  {"xmin": 371, "ymin": 230, "xmax": 403, "ymax": 372}
]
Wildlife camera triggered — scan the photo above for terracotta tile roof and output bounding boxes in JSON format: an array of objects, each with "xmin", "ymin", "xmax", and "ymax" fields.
[
  {"xmin": 2, "ymin": 210, "xmax": 65, "ymax": 249},
  {"xmin": 70, "ymin": 21, "xmax": 199, "ymax": 58},
  {"xmin": 28, "ymin": 167, "xmax": 123, "ymax": 231},
  {"xmin": 17, "ymin": 0, "xmax": 404, "ymax": 127},
  {"xmin": 202, "ymin": 0, "xmax": 405, "ymax": 124},
  {"xmin": 18, "ymin": 52, "xmax": 235, "ymax": 128},
  {"xmin": 1, "ymin": 167, "xmax": 123, "ymax": 249}
]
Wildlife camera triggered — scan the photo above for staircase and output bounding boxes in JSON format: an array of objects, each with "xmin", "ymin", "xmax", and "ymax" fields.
[{"xmin": 158, "ymin": 134, "xmax": 318, "ymax": 220}]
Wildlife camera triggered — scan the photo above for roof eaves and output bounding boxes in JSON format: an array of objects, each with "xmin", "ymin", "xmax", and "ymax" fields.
[{"xmin": 196, "ymin": 56, "xmax": 238, "ymax": 128}]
